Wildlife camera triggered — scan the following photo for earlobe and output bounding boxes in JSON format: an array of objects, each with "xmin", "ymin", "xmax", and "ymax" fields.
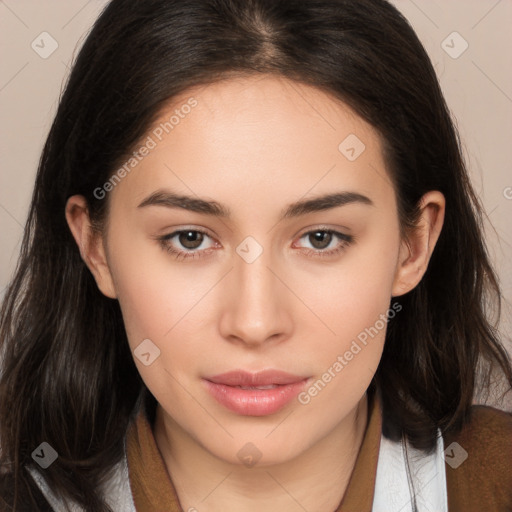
[
  {"xmin": 391, "ymin": 191, "xmax": 445, "ymax": 297},
  {"xmin": 65, "ymin": 195, "xmax": 117, "ymax": 299}
]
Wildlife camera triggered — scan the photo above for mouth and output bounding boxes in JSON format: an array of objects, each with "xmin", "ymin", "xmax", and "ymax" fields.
[{"xmin": 203, "ymin": 370, "xmax": 310, "ymax": 416}]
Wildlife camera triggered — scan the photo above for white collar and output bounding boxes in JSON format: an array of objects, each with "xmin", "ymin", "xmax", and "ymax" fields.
[{"xmin": 372, "ymin": 428, "xmax": 448, "ymax": 512}]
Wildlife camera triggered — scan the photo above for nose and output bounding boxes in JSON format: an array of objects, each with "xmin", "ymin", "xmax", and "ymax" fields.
[{"xmin": 218, "ymin": 249, "xmax": 294, "ymax": 348}]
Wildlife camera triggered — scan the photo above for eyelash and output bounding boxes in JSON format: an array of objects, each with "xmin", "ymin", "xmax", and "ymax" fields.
[{"xmin": 157, "ymin": 227, "xmax": 354, "ymax": 261}]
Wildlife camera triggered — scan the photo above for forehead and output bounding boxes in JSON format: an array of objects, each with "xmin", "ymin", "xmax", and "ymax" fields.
[{"xmin": 110, "ymin": 74, "xmax": 394, "ymax": 213}]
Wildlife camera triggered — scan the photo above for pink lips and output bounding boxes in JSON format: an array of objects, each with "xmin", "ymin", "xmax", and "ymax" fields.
[{"xmin": 203, "ymin": 370, "xmax": 310, "ymax": 416}]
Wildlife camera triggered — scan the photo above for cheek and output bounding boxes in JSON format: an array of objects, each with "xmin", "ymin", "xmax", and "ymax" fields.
[
  {"xmin": 113, "ymin": 266, "xmax": 175, "ymax": 345},
  {"xmin": 105, "ymin": 227, "xmax": 209, "ymax": 359},
  {"xmin": 291, "ymin": 226, "xmax": 399, "ymax": 405},
  {"xmin": 109, "ymin": 244, "xmax": 213, "ymax": 401},
  {"xmin": 298, "ymin": 229, "xmax": 399, "ymax": 345},
  {"xmin": 293, "ymin": 248, "xmax": 398, "ymax": 422}
]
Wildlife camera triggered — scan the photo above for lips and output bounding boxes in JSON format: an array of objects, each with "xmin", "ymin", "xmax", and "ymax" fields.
[{"xmin": 203, "ymin": 369, "xmax": 310, "ymax": 416}]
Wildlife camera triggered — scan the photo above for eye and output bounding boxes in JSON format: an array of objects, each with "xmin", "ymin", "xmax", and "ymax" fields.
[
  {"xmin": 294, "ymin": 228, "xmax": 353, "ymax": 258},
  {"xmin": 158, "ymin": 228, "xmax": 218, "ymax": 260}
]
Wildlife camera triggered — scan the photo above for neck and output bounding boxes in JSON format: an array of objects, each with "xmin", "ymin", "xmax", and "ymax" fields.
[{"xmin": 154, "ymin": 393, "xmax": 369, "ymax": 512}]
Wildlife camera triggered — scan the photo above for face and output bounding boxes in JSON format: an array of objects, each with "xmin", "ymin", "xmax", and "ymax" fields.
[{"xmin": 72, "ymin": 74, "xmax": 432, "ymax": 466}]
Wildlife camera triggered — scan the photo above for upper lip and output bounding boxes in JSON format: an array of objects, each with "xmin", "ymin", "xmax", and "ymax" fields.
[{"xmin": 205, "ymin": 370, "xmax": 308, "ymax": 386}]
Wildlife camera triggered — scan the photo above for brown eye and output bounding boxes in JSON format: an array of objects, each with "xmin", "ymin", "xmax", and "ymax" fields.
[
  {"xmin": 308, "ymin": 231, "xmax": 333, "ymax": 250},
  {"xmin": 294, "ymin": 228, "xmax": 354, "ymax": 258},
  {"xmin": 158, "ymin": 228, "xmax": 217, "ymax": 260},
  {"xmin": 178, "ymin": 231, "xmax": 204, "ymax": 249}
]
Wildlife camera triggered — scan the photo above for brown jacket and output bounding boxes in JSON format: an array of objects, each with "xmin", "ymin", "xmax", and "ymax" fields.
[{"xmin": 126, "ymin": 389, "xmax": 512, "ymax": 511}]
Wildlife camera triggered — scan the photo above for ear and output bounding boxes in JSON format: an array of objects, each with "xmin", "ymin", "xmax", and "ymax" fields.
[
  {"xmin": 391, "ymin": 190, "xmax": 445, "ymax": 297},
  {"xmin": 65, "ymin": 195, "xmax": 117, "ymax": 299}
]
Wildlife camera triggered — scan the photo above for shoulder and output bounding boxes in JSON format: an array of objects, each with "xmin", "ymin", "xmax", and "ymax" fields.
[
  {"xmin": 443, "ymin": 404, "xmax": 512, "ymax": 511},
  {"xmin": 445, "ymin": 404, "xmax": 512, "ymax": 462}
]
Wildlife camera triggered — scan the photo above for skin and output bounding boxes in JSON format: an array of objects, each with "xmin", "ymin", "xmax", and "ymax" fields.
[{"xmin": 66, "ymin": 74, "xmax": 445, "ymax": 512}]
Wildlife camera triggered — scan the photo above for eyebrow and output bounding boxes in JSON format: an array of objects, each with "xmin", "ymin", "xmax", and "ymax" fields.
[{"xmin": 137, "ymin": 189, "xmax": 374, "ymax": 219}]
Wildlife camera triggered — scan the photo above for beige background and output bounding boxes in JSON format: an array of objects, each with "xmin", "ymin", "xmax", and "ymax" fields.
[{"xmin": 1, "ymin": 1, "xmax": 511, "ymax": 387}]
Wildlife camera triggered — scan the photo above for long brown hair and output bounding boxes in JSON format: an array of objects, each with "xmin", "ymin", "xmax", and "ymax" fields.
[{"xmin": 1, "ymin": 0, "xmax": 511, "ymax": 510}]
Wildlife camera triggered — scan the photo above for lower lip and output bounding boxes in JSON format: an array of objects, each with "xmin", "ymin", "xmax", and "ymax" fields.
[{"xmin": 203, "ymin": 379, "xmax": 309, "ymax": 416}]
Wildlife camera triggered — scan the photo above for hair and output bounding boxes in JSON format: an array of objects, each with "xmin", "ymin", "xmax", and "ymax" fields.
[{"xmin": 1, "ymin": 0, "xmax": 511, "ymax": 510}]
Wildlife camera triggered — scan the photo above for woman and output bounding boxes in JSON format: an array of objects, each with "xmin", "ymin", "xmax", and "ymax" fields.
[{"xmin": 1, "ymin": 0, "xmax": 511, "ymax": 511}]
